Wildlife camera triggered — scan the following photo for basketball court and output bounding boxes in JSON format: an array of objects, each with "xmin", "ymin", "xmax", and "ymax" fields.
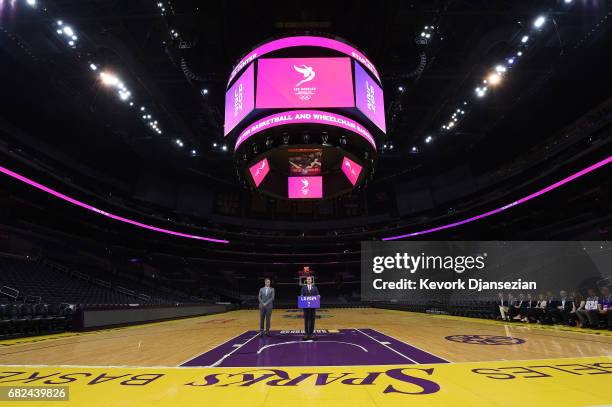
[{"xmin": 1, "ymin": 308, "xmax": 610, "ymax": 406}]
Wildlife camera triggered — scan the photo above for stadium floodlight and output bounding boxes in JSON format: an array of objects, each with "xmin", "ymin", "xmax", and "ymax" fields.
[
  {"xmin": 89, "ymin": 63, "xmax": 97, "ymax": 71},
  {"xmin": 221, "ymin": 145, "xmax": 228, "ymax": 151},
  {"xmin": 521, "ymin": 35, "xmax": 529, "ymax": 43},
  {"xmin": 63, "ymin": 26, "xmax": 74, "ymax": 37},
  {"xmin": 100, "ymin": 72, "xmax": 119, "ymax": 87},
  {"xmin": 534, "ymin": 16, "xmax": 546, "ymax": 28},
  {"xmin": 488, "ymin": 73, "xmax": 502, "ymax": 86},
  {"xmin": 425, "ymin": 136, "xmax": 433, "ymax": 143},
  {"xmin": 26, "ymin": 0, "xmax": 36, "ymax": 6}
]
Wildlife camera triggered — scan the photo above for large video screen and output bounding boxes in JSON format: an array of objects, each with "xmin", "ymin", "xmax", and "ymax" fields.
[
  {"xmin": 354, "ymin": 62, "xmax": 386, "ymax": 133},
  {"xmin": 224, "ymin": 63, "xmax": 255, "ymax": 136},
  {"xmin": 248, "ymin": 158, "xmax": 270, "ymax": 187},
  {"xmin": 289, "ymin": 148, "xmax": 322, "ymax": 176},
  {"xmin": 288, "ymin": 176, "xmax": 323, "ymax": 199},
  {"xmin": 341, "ymin": 156, "xmax": 363, "ymax": 186},
  {"xmin": 256, "ymin": 57, "xmax": 354, "ymax": 109}
]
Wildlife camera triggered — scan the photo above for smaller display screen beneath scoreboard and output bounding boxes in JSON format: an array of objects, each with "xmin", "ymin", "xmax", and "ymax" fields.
[
  {"xmin": 288, "ymin": 176, "xmax": 323, "ymax": 199},
  {"xmin": 341, "ymin": 156, "xmax": 363, "ymax": 186},
  {"xmin": 249, "ymin": 158, "xmax": 270, "ymax": 187},
  {"xmin": 289, "ymin": 148, "xmax": 322, "ymax": 176}
]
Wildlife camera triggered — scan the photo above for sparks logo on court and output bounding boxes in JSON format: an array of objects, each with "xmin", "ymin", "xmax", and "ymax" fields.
[
  {"xmin": 445, "ymin": 335, "xmax": 525, "ymax": 345},
  {"xmin": 293, "ymin": 64, "xmax": 316, "ymax": 100}
]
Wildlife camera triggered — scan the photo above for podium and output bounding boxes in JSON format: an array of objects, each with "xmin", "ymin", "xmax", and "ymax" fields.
[{"xmin": 298, "ymin": 295, "xmax": 320, "ymax": 309}]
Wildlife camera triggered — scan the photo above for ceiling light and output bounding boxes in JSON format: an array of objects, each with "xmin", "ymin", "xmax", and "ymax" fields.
[
  {"xmin": 221, "ymin": 145, "xmax": 228, "ymax": 151},
  {"xmin": 488, "ymin": 73, "xmax": 502, "ymax": 85},
  {"xmin": 100, "ymin": 72, "xmax": 119, "ymax": 86},
  {"xmin": 521, "ymin": 35, "xmax": 529, "ymax": 43},
  {"xmin": 425, "ymin": 136, "xmax": 433, "ymax": 144},
  {"xmin": 63, "ymin": 26, "xmax": 74, "ymax": 37},
  {"xmin": 534, "ymin": 16, "xmax": 546, "ymax": 28},
  {"xmin": 89, "ymin": 63, "xmax": 97, "ymax": 71}
]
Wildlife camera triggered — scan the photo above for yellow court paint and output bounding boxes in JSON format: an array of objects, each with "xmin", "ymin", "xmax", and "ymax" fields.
[{"xmin": 0, "ymin": 356, "xmax": 610, "ymax": 407}]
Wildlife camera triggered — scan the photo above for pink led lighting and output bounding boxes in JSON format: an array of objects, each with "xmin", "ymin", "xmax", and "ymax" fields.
[
  {"xmin": 383, "ymin": 156, "xmax": 612, "ymax": 241},
  {"xmin": 235, "ymin": 110, "xmax": 376, "ymax": 151},
  {"xmin": 0, "ymin": 166, "xmax": 230, "ymax": 244},
  {"xmin": 228, "ymin": 36, "xmax": 380, "ymax": 86}
]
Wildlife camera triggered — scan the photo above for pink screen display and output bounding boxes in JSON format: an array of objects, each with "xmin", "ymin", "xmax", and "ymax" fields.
[
  {"xmin": 256, "ymin": 58, "xmax": 354, "ymax": 109},
  {"xmin": 354, "ymin": 62, "xmax": 386, "ymax": 133},
  {"xmin": 288, "ymin": 176, "xmax": 323, "ymax": 199},
  {"xmin": 341, "ymin": 156, "xmax": 363, "ymax": 186},
  {"xmin": 224, "ymin": 63, "xmax": 255, "ymax": 136},
  {"xmin": 249, "ymin": 158, "xmax": 270, "ymax": 187},
  {"xmin": 228, "ymin": 36, "xmax": 380, "ymax": 85}
]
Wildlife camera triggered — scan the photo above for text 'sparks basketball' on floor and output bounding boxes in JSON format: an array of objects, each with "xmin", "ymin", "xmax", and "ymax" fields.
[{"xmin": 0, "ymin": 1, "xmax": 611, "ymax": 406}]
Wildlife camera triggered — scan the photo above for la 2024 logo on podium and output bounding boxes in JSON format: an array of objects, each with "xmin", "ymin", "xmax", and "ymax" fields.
[{"xmin": 298, "ymin": 295, "xmax": 320, "ymax": 308}]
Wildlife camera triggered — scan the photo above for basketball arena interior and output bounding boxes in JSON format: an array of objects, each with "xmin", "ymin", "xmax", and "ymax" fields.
[{"xmin": 0, "ymin": 0, "xmax": 611, "ymax": 406}]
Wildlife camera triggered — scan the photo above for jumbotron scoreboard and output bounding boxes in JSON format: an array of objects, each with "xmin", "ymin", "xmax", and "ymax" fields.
[{"xmin": 224, "ymin": 35, "xmax": 386, "ymax": 200}]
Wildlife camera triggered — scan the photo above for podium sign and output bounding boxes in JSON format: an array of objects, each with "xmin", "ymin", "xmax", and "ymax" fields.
[{"xmin": 298, "ymin": 295, "xmax": 320, "ymax": 309}]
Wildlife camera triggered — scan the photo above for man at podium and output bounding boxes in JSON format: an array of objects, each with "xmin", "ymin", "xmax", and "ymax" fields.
[{"xmin": 300, "ymin": 276, "xmax": 319, "ymax": 340}]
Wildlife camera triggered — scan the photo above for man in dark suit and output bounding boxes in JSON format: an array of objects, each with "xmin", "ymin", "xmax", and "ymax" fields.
[
  {"xmin": 301, "ymin": 276, "xmax": 319, "ymax": 340},
  {"xmin": 550, "ymin": 290, "xmax": 575, "ymax": 325},
  {"xmin": 258, "ymin": 278, "xmax": 275, "ymax": 336}
]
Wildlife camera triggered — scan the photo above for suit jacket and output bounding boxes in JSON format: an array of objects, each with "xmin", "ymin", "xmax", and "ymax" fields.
[
  {"xmin": 258, "ymin": 287, "xmax": 275, "ymax": 308},
  {"xmin": 300, "ymin": 284, "xmax": 319, "ymax": 297}
]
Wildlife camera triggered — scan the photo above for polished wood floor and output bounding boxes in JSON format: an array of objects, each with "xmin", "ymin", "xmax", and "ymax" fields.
[{"xmin": 0, "ymin": 308, "xmax": 610, "ymax": 366}]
